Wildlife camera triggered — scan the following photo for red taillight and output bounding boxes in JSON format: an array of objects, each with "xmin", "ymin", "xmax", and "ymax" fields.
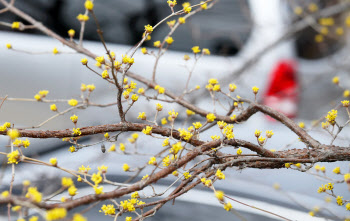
[{"xmin": 263, "ymin": 60, "xmax": 299, "ymax": 119}]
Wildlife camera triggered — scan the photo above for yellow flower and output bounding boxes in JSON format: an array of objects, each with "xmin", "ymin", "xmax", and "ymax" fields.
[
  {"xmin": 333, "ymin": 167, "xmax": 341, "ymax": 174},
  {"xmin": 98, "ymin": 165, "xmax": 108, "ymax": 174},
  {"xmin": 69, "ymin": 146, "xmax": 76, "ymax": 152},
  {"xmin": 29, "ymin": 216, "xmax": 39, "ymax": 221},
  {"xmin": 224, "ymin": 202, "xmax": 232, "ymax": 211},
  {"xmin": 206, "ymin": 113, "xmax": 216, "ymax": 123},
  {"xmin": 202, "ymin": 48, "xmax": 210, "ymax": 55},
  {"xmin": 325, "ymin": 109, "xmax": 337, "ymax": 125},
  {"xmin": 161, "ymin": 117, "xmax": 168, "ymax": 125},
  {"xmin": 258, "ymin": 136, "xmax": 266, "ymax": 145},
  {"xmin": 1, "ymin": 190, "xmax": 9, "ymax": 198},
  {"xmin": 183, "ymin": 2, "xmax": 192, "ymax": 13},
  {"xmin": 332, "ymin": 76, "xmax": 339, "ymax": 84},
  {"xmin": 68, "ymin": 29, "xmax": 75, "ymax": 37},
  {"xmin": 52, "ymin": 47, "xmax": 59, "ymax": 55},
  {"xmin": 216, "ymin": 169, "xmax": 225, "ymax": 180},
  {"xmin": 237, "ymin": 148, "xmax": 242, "ymax": 155},
  {"xmin": 344, "ymin": 90, "xmax": 350, "ymax": 98},
  {"xmin": 94, "ymin": 185, "xmax": 103, "ymax": 195},
  {"xmin": 131, "ymin": 94, "xmax": 139, "ymax": 102},
  {"xmin": 144, "ymin": 24, "xmax": 153, "ymax": 33},
  {"xmin": 142, "ymin": 126, "xmax": 152, "ymax": 135},
  {"xmin": 165, "ymin": 37, "xmax": 174, "ymax": 45},
  {"xmin": 183, "ymin": 171, "xmax": 192, "ymax": 179},
  {"xmin": 285, "ymin": 163, "xmax": 291, "ymax": 168},
  {"xmin": 154, "ymin": 40, "xmax": 161, "ymax": 48},
  {"xmin": 342, "ymin": 100, "xmax": 350, "ymax": 107},
  {"xmin": 68, "ymin": 99, "xmax": 78, "ymax": 106},
  {"xmin": 50, "ymin": 104, "xmax": 57, "ymax": 111},
  {"xmin": 72, "ymin": 128, "xmax": 82, "ymax": 136},
  {"xmin": 91, "ymin": 172, "xmax": 103, "ymax": 185},
  {"xmin": 7, "ymin": 129, "xmax": 19, "ymax": 140},
  {"xmin": 12, "ymin": 21, "xmax": 20, "ymax": 29},
  {"xmin": 68, "ymin": 185, "xmax": 78, "ymax": 196},
  {"xmin": 141, "ymin": 47, "xmax": 147, "ymax": 54},
  {"xmin": 62, "ymin": 177, "xmax": 73, "ymax": 188},
  {"xmin": 192, "ymin": 46, "xmax": 200, "ymax": 54},
  {"xmin": 72, "ymin": 213, "xmax": 87, "ymax": 221},
  {"xmin": 100, "ymin": 204, "xmax": 116, "ymax": 215},
  {"xmin": 252, "ymin": 86, "xmax": 259, "ymax": 94},
  {"xmin": 84, "ymin": 0, "xmax": 94, "ymax": 10},
  {"xmin": 25, "ymin": 187, "xmax": 42, "ymax": 203},
  {"xmin": 70, "ymin": 114, "xmax": 78, "ymax": 124},
  {"xmin": 229, "ymin": 83, "xmax": 237, "ymax": 92},
  {"xmin": 78, "ymin": 165, "xmax": 91, "ymax": 173},
  {"xmin": 162, "ymin": 138, "xmax": 170, "ymax": 147},
  {"xmin": 178, "ymin": 17, "xmax": 186, "ymax": 24},
  {"xmin": 7, "ymin": 150, "xmax": 20, "ymax": 164},
  {"xmin": 266, "ymin": 130, "xmax": 274, "ymax": 138},
  {"xmin": 167, "ymin": 0, "xmax": 177, "ymax": 7},
  {"xmin": 336, "ymin": 196, "xmax": 344, "ymax": 206},
  {"xmin": 6, "ymin": 43, "xmax": 12, "ymax": 49},
  {"xmin": 215, "ymin": 190, "xmax": 224, "ymax": 201},
  {"xmin": 46, "ymin": 208, "xmax": 67, "ymax": 221},
  {"xmin": 23, "ymin": 180, "xmax": 31, "ymax": 186},
  {"xmin": 50, "ymin": 158, "xmax": 57, "ymax": 166},
  {"xmin": 167, "ymin": 20, "xmax": 176, "ymax": 28},
  {"xmin": 138, "ymin": 112, "xmax": 147, "ymax": 120},
  {"xmin": 87, "ymin": 84, "xmax": 95, "ymax": 92},
  {"xmin": 123, "ymin": 163, "xmax": 130, "ymax": 171}
]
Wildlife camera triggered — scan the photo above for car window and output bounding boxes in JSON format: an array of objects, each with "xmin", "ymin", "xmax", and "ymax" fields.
[{"xmin": 0, "ymin": 0, "xmax": 252, "ymax": 56}]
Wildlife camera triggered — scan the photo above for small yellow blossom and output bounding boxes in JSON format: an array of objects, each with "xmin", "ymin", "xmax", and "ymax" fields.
[
  {"xmin": 138, "ymin": 112, "xmax": 147, "ymax": 120},
  {"xmin": 333, "ymin": 167, "xmax": 341, "ymax": 174},
  {"xmin": 68, "ymin": 29, "xmax": 75, "ymax": 37},
  {"xmin": 52, "ymin": 47, "xmax": 59, "ymax": 55},
  {"xmin": 167, "ymin": 0, "xmax": 177, "ymax": 7},
  {"xmin": 183, "ymin": 171, "xmax": 192, "ymax": 179},
  {"xmin": 342, "ymin": 100, "xmax": 349, "ymax": 107},
  {"xmin": 46, "ymin": 208, "xmax": 67, "ymax": 221},
  {"xmin": 344, "ymin": 90, "xmax": 350, "ymax": 98},
  {"xmin": 7, "ymin": 150, "xmax": 20, "ymax": 164},
  {"xmin": 165, "ymin": 37, "xmax": 174, "ymax": 45},
  {"xmin": 167, "ymin": 20, "xmax": 176, "ymax": 28},
  {"xmin": 178, "ymin": 17, "xmax": 186, "ymax": 24},
  {"xmin": 12, "ymin": 21, "xmax": 20, "ymax": 29},
  {"xmin": 216, "ymin": 169, "xmax": 225, "ymax": 180},
  {"xmin": 131, "ymin": 94, "xmax": 139, "ymax": 102},
  {"xmin": 123, "ymin": 163, "xmax": 130, "ymax": 171},
  {"xmin": 148, "ymin": 157, "xmax": 157, "ymax": 165},
  {"xmin": 266, "ymin": 130, "xmax": 274, "ymax": 138},
  {"xmin": 206, "ymin": 113, "xmax": 216, "ymax": 122},
  {"xmin": 144, "ymin": 24, "xmax": 153, "ymax": 33},
  {"xmin": 72, "ymin": 214, "xmax": 86, "ymax": 221},
  {"xmin": 332, "ymin": 76, "xmax": 339, "ymax": 84},
  {"xmin": 192, "ymin": 46, "xmax": 201, "ymax": 54},
  {"xmin": 336, "ymin": 196, "xmax": 344, "ymax": 206},
  {"xmin": 50, "ymin": 158, "xmax": 57, "ymax": 166},
  {"xmin": 7, "ymin": 129, "xmax": 19, "ymax": 140},
  {"xmin": 224, "ymin": 202, "xmax": 232, "ymax": 211},
  {"xmin": 252, "ymin": 86, "xmax": 259, "ymax": 94},
  {"xmin": 69, "ymin": 146, "xmax": 76, "ymax": 152},
  {"xmin": 215, "ymin": 190, "xmax": 224, "ymax": 201},
  {"xmin": 141, "ymin": 47, "xmax": 147, "ymax": 54},
  {"xmin": 237, "ymin": 148, "xmax": 242, "ymax": 155},
  {"xmin": 154, "ymin": 41, "xmax": 161, "ymax": 48},
  {"xmin": 94, "ymin": 186, "xmax": 103, "ymax": 195},
  {"xmin": 68, "ymin": 99, "xmax": 78, "ymax": 107},
  {"xmin": 85, "ymin": 0, "xmax": 94, "ymax": 10},
  {"xmin": 68, "ymin": 185, "xmax": 78, "ymax": 196}
]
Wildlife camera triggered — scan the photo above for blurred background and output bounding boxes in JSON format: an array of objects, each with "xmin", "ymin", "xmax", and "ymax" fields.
[{"xmin": 1, "ymin": 0, "xmax": 350, "ymax": 220}]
